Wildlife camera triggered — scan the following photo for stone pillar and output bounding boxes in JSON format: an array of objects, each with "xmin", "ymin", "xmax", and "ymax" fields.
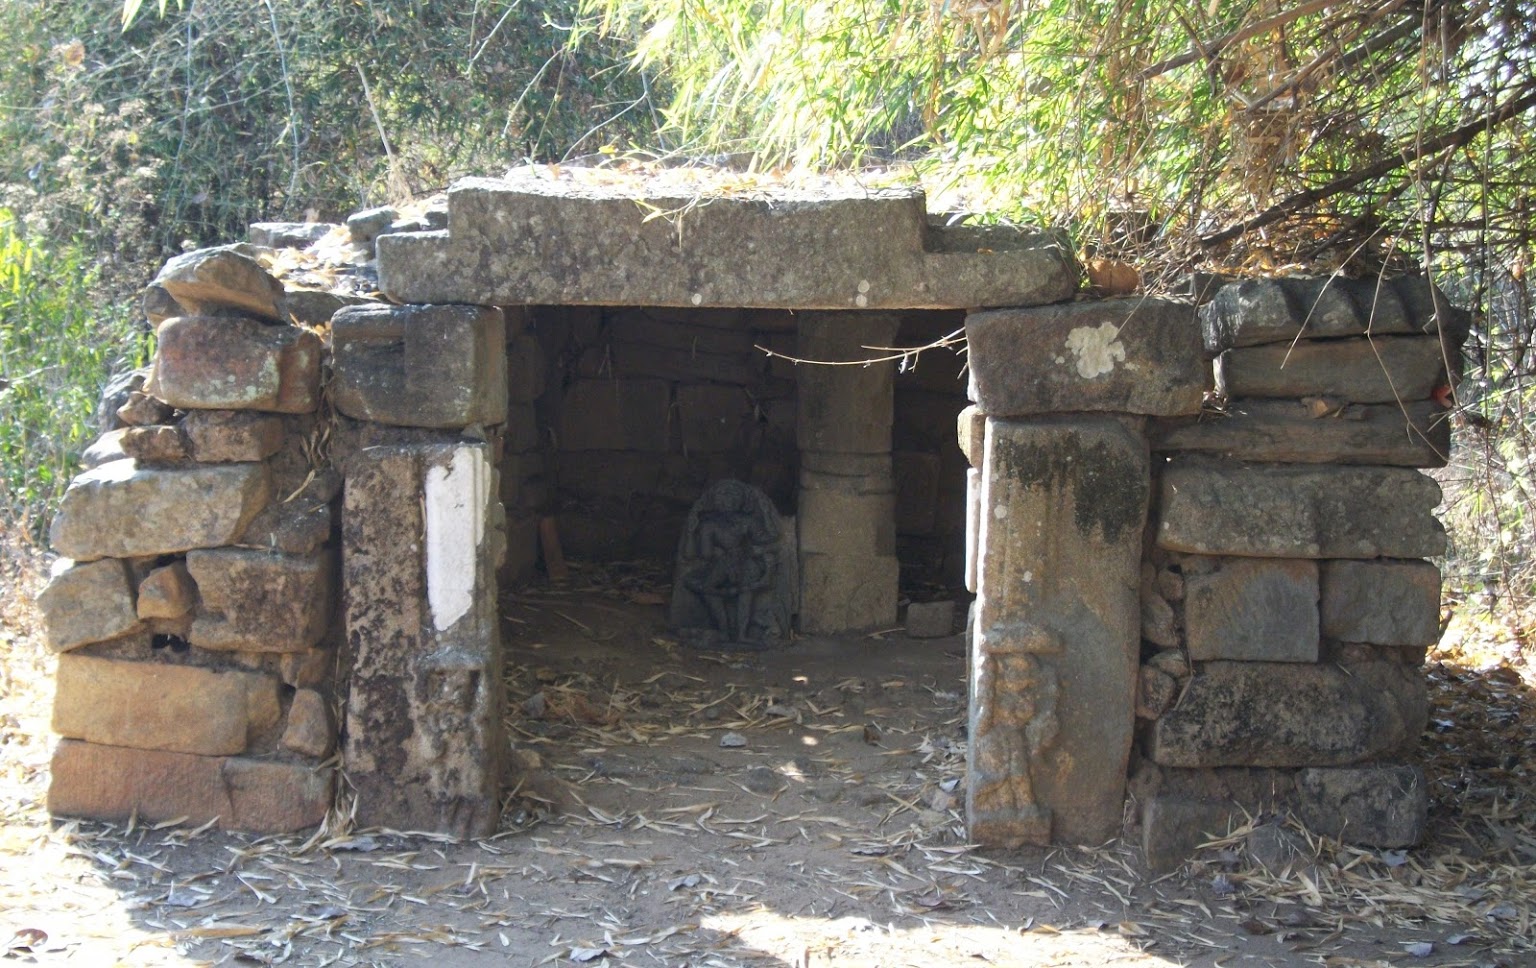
[
  {"xmin": 342, "ymin": 441, "xmax": 505, "ymax": 839},
  {"xmin": 795, "ymin": 313, "xmax": 901, "ymax": 634},
  {"xmin": 967, "ymin": 416, "xmax": 1147, "ymax": 846}
]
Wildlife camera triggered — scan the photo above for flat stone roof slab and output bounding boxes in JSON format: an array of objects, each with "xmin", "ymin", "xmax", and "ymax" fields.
[{"xmin": 377, "ymin": 167, "xmax": 1079, "ymax": 310}]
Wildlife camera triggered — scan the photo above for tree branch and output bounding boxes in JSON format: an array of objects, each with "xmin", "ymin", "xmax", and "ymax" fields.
[
  {"xmin": 1136, "ymin": 0, "xmax": 1351, "ymax": 81},
  {"xmin": 1200, "ymin": 82, "xmax": 1536, "ymax": 248}
]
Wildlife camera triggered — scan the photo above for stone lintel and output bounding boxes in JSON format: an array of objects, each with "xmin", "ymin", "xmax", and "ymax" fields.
[
  {"xmin": 377, "ymin": 170, "xmax": 1078, "ymax": 309},
  {"xmin": 968, "ymin": 417, "xmax": 1147, "ymax": 846}
]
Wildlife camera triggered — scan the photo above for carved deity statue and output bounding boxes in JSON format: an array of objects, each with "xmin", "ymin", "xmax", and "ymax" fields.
[{"xmin": 669, "ymin": 480, "xmax": 790, "ymax": 650}]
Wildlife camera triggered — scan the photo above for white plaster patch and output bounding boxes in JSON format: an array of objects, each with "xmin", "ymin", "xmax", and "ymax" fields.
[
  {"xmin": 424, "ymin": 446, "xmax": 490, "ymax": 632},
  {"xmin": 857, "ymin": 279, "xmax": 871, "ymax": 294},
  {"xmin": 690, "ymin": 292, "xmax": 704, "ymax": 306},
  {"xmin": 992, "ymin": 504, "xmax": 1008, "ymax": 520},
  {"xmin": 1023, "ymin": 570, "xmax": 1033, "ymax": 583},
  {"xmin": 1064, "ymin": 322, "xmax": 1126, "ymax": 379},
  {"xmin": 855, "ymin": 293, "xmax": 869, "ymax": 307}
]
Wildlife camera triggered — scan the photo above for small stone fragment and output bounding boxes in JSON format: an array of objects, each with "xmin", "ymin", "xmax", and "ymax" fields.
[
  {"xmin": 119, "ymin": 425, "xmax": 188, "ymax": 463},
  {"xmin": 249, "ymin": 222, "xmax": 334, "ymax": 249},
  {"xmin": 281, "ymin": 688, "xmax": 336, "ymax": 758},
  {"xmin": 279, "ymin": 649, "xmax": 334, "ymax": 688},
  {"xmin": 80, "ymin": 430, "xmax": 129, "ymax": 469},
  {"xmin": 347, "ymin": 206, "xmax": 398, "ymax": 244},
  {"xmin": 141, "ymin": 285, "xmax": 183, "ymax": 329},
  {"xmin": 37, "ymin": 558, "xmax": 142, "ymax": 652},
  {"xmin": 136, "ymin": 561, "xmax": 194, "ymax": 619},
  {"xmin": 742, "ymin": 766, "xmax": 787, "ymax": 794},
  {"xmin": 116, "ymin": 391, "xmax": 174, "ymax": 427},
  {"xmin": 906, "ymin": 600, "xmax": 956, "ymax": 638},
  {"xmin": 719, "ymin": 732, "xmax": 748, "ymax": 748},
  {"xmin": 1137, "ymin": 666, "xmax": 1177, "ymax": 720},
  {"xmin": 97, "ymin": 368, "xmax": 151, "ymax": 432}
]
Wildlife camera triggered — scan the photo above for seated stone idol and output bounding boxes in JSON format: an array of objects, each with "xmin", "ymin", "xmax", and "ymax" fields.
[{"xmin": 670, "ymin": 480, "xmax": 790, "ymax": 650}]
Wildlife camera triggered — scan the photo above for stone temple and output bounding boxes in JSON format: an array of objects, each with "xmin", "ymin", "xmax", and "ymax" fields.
[{"xmin": 37, "ymin": 165, "xmax": 1464, "ymax": 868}]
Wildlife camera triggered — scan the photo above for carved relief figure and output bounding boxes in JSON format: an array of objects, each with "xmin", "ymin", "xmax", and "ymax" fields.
[{"xmin": 670, "ymin": 480, "xmax": 789, "ymax": 650}]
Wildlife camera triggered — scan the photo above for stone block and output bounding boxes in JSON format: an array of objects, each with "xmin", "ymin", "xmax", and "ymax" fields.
[
  {"xmin": 893, "ymin": 451, "xmax": 941, "ymax": 534},
  {"xmin": 1201, "ymin": 275, "xmax": 1470, "ymax": 352},
  {"xmin": 153, "ymin": 246, "xmax": 285, "ymax": 321},
  {"xmin": 1184, "ymin": 558, "xmax": 1319, "ymax": 662},
  {"xmin": 37, "ymin": 558, "xmax": 142, "ymax": 652},
  {"xmin": 249, "ymin": 221, "xmax": 334, "ymax": 248},
  {"xmin": 235, "ymin": 500, "xmax": 333, "ymax": 556},
  {"xmin": 957, "ymin": 405, "xmax": 986, "ymax": 468},
  {"xmin": 150, "ymin": 315, "xmax": 321, "ymax": 413},
  {"xmin": 49, "ymin": 740, "xmax": 331, "ymax": 834},
  {"xmin": 1141, "ymin": 795, "xmax": 1235, "ymax": 873},
  {"xmin": 969, "ymin": 417, "xmax": 1146, "ymax": 847},
  {"xmin": 331, "ymin": 303, "xmax": 507, "ymax": 429},
  {"xmin": 1157, "ymin": 461, "xmax": 1445, "ymax": 559},
  {"xmin": 1320, "ymin": 560, "xmax": 1441, "ymax": 646},
  {"xmin": 677, "ymin": 384, "xmax": 749, "ymax": 453},
  {"xmin": 187, "ymin": 548, "xmax": 334, "ymax": 652},
  {"xmin": 343, "ymin": 443, "xmax": 504, "ymax": 839},
  {"xmin": 797, "ymin": 487, "xmax": 895, "ymax": 557},
  {"xmin": 51, "ymin": 461, "xmax": 271, "ymax": 561},
  {"xmin": 119, "ymin": 425, "xmax": 188, "ymax": 463},
  {"xmin": 799, "ymin": 553, "xmax": 899, "ymax": 634},
  {"xmin": 277, "ymin": 289, "xmax": 374, "ymax": 327},
  {"xmin": 505, "ymin": 324, "xmax": 547, "ymax": 403},
  {"xmin": 377, "ymin": 170, "xmax": 1077, "ymax": 310},
  {"xmin": 1221, "ymin": 336, "xmax": 1447, "ymax": 403},
  {"xmin": 347, "ymin": 206, "xmax": 397, "ymax": 243},
  {"xmin": 1293, "ymin": 766, "xmax": 1427, "ymax": 846},
  {"xmin": 136, "ymin": 561, "xmax": 194, "ymax": 619},
  {"xmin": 81, "ymin": 429, "xmax": 129, "ymax": 469},
  {"xmin": 1148, "ymin": 660, "xmax": 1427, "ymax": 767},
  {"xmin": 799, "ymin": 451, "xmax": 892, "ymax": 483},
  {"xmin": 116, "ymin": 390, "xmax": 173, "ymax": 427},
  {"xmin": 181, "ymin": 410, "xmax": 284, "ymax": 463},
  {"xmin": 1150, "ymin": 399, "xmax": 1451, "ymax": 467},
  {"xmin": 966, "ymin": 298, "xmax": 1209, "ymax": 417},
  {"xmin": 281, "ymin": 688, "xmax": 336, "ymax": 758},
  {"xmin": 279, "ymin": 648, "xmax": 334, "ymax": 688},
  {"xmin": 53, "ymin": 654, "xmax": 280, "ymax": 755},
  {"xmin": 796, "ymin": 313, "xmax": 899, "ymax": 454},
  {"xmin": 560, "ymin": 378, "xmax": 671, "ymax": 451},
  {"xmin": 141, "ymin": 286, "xmax": 182, "ymax": 329},
  {"xmin": 906, "ymin": 600, "xmax": 956, "ymax": 638},
  {"xmin": 1137, "ymin": 665, "xmax": 1178, "ymax": 719}
]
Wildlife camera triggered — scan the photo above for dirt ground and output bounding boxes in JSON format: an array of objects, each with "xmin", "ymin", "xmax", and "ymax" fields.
[{"xmin": 2, "ymin": 552, "xmax": 1534, "ymax": 968}]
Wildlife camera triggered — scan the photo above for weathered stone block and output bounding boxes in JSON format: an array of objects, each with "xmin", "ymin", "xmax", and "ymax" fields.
[
  {"xmin": 332, "ymin": 303, "xmax": 507, "ymax": 429},
  {"xmin": 119, "ymin": 425, "xmax": 187, "ymax": 463},
  {"xmin": 37, "ymin": 558, "xmax": 142, "ymax": 652},
  {"xmin": 1141, "ymin": 795, "xmax": 1235, "ymax": 874},
  {"xmin": 49, "ymin": 740, "xmax": 331, "ymax": 833},
  {"xmin": 277, "ymin": 289, "xmax": 374, "ymax": 327},
  {"xmin": 249, "ymin": 221, "xmax": 335, "ymax": 249},
  {"xmin": 893, "ymin": 451, "xmax": 941, "ymax": 534},
  {"xmin": 181, "ymin": 410, "xmax": 284, "ymax": 463},
  {"xmin": 906, "ymin": 600, "xmax": 955, "ymax": 638},
  {"xmin": 968, "ymin": 417, "xmax": 1146, "ymax": 846},
  {"xmin": 279, "ymin": 648, "xmax": 334, "ymax": 688},
  {"xmin": 797, "ymin": 487, "xmax": 895, "ymax": 557},
  {"xmin": 505, "ymin": 324, "xmax": 547, "ymax": 403},
  {"xmin": 966, "ymin": 298, "xmax": 1209, "ymax": 417},
  {"xmin": 1157, "ymin": 461, "xmax": 1445, "ymax": 559},
  {"xmin": 560, "ymin": 379, "xmax": 671, "ymax": 451},
  {"xmin": 1148, "ymin": 660, "xmax": 1426, "ymax": 767},
  {"xmin": 377, "ymin": 170, "xmax": 1077, "ymax": 309},
  {"xmin": 1221, "ymin": 336, "xmax": 1447, "ymax": 403},
  {"xmin": 1294, "ymin": 765, "xmax": 1427, "ymax": 846},
  {"xmin": 54, "ymin": 654, "xmax": 279, "ymax": 755},
  {"xmin": 1320, "ymin": 559, "xmax": 1441, "ymax": 646},
  {"xmin": 799, "ymin": 553, "xmax": 899, "ymax": 634},
  {"xmin": 1184, "ymin": 558, "xmax": 1319, "ymax": 662},
  {"xmin": 281, "ymin": 688, "xmax": 336, "ymax": 758},
  {"xmin": 51, "ymin": 461, "xmax": 271, "ymax": 561},
  {"xmin": 1150, "ymin": 399, "xmax": 1451, "ymax": 467},
  {"xmin": 796, "ymin": 313, "xmax": 899, "ymax": 454},
  {"xmin": 1201, "ymin": 275, "xmax": 1471, "ymax": 352},
  {"xmin": 343, "ymin": 443, "xmax": 504, "ymax": 839},
  {"xmin": 187, "ymin": 547, "xmax": 334, "ymax": 652},
  {"xmin": 677, "ymin": 384, "xmax": 748, "ymax": 453},
  {"xmin": 136, "ymin": 561, "xmax": 194, "ymax": 619},
  {"xmin": 81, "ymin": 429, "xmax": 129, "ymax": 469},
  {"xmin": 115, "ymin": 390, "xmax": 173, "ymax": 427},
  {"xmin": 957, "ymin": 405, "xmax": 986, "ymax": 468},
  {"xmin": 1137, "ymin": 665, "xmax": 1178, "ymax": 719},
  {"xmin": 153, "ymin": 246, "xmax": 285, "ymax": 321},
  {"xmin": 150, "ymin": 315, "xmax": 321, "ymax": 413},
  {"xmin": 235, "ymin": 500, "xmax": 333, "ymax": 556}
]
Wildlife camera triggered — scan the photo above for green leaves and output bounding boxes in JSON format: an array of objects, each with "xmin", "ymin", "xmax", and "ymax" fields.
[{"xmin": 120, "ymin": 0, "xmax": 180, "ymax": 30}]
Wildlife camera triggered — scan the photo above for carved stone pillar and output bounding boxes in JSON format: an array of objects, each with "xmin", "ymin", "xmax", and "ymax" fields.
[
  {"xmin": 967, "ymin": 416, "xmax": 1147, "ymax": 846},
  {"xmin": 795, "ymin": 313, "xmax": 901, "ymax": 634}
]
